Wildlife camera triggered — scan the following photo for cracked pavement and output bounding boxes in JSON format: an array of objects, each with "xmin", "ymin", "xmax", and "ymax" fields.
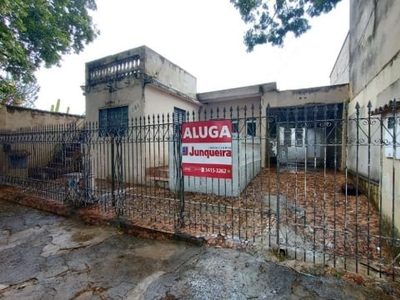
[{"xmin": 0, "ymin": 200, "xmax": 395, "ymax": 299}]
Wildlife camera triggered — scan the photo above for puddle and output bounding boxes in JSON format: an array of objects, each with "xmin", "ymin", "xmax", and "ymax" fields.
[
  {"xmin": 71, "ymin": 231, "xmax": 96, "ymax": 243},
  {"xmin": 132, "ymin": 243, "xmax": 178, "ymax": 260}
]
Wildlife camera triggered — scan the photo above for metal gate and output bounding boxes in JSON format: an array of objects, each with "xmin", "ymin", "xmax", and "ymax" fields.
[{"xmin": 1, "ymin": 101, "xmax": 400, "ymax": 281}]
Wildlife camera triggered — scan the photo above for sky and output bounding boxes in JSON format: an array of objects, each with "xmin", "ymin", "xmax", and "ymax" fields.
[{"xmin": 34, "ymin": 0, "xmax": 349, "ymax": 115}]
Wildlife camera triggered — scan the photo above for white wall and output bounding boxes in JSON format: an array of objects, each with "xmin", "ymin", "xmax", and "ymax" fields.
[
  {"xmin": 277, "ymin": 127, "xmax": 323, "ymax": 165},
  {"xmin": 350, "ymin": 0, "xmax": 400, "ymax": 99},
  {"xmin": 330, "ymin": 33, "xmax": 350, "ymax": 85},
  {"xmin": 84, "ymin": 46, "xmax": 200, "ymax": 184},
  {"xmin": 265, "ymin": 84, "xmax": 349, "ymax": 108},
  {"xmin": 347, "ymin": 0, "xmax": 400, "ymax": 179},
  {"xmin": 169, "ymin": 139, "xmax": 261, "ymax": 197},
  {"xmin": 143, "ymin": 46, "xmax": 197, "ymax": 98},
  {"xmin": 144, "ymin": 85, "xmax": 199, "ymax": 118},
  {"xmin": 347, "ymin": 0, "xmax": 400, "ymax": 230}
]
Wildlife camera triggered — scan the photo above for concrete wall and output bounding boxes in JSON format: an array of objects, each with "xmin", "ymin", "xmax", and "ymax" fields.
[
  {"xmin": 264, "ymin": 84, "xmax": 349, "ymax": 108},
  {"xmin": 262, "ymin": 84, "xmax": 348, "ymax": 168},
  {"xmin": 88, "ymin": 142, "xmax": 147, "ymax": 187},
  {"xmin": 330, "ymin": 33, "xmax": 350, "ymax": 85},
  {"xmin": 0, "ymin": 132, "xmax": 62, "ymax": 177},
  {"xmin": 196, "ymin": 84, "xmax": 348, "ymax": 169},
  {"xmin": 143, "ymin": 46, "xmax": 197, "ymax": 98},
  {"xmin": 138, "ymin": 85, "xmax": 200, "ymax": 178},
  {"xmin": 85, "ymin": 46, "xmax": 144, "ymax": 123},
  {"xmin": 277, "ymin": 127, "xmax": 323, "ymax": 165},
  {"xmin": 198, "ymin": 83, "xmax": 349, "ymax": 117},
  {"xmin": 85, "ymin": 45, "xmax": 198, "ymax": 124},
  {"xmin": 169, "ymin": 139, "xmax": 262, "ymax": 197},
  {"xmin": 200, "ymin": 96, "xmax": 265, "ymax": 169},
  {"xmin": 144, "ymin": 85, "xmax": 200, "ymax": 118},
  {"xmin": 89, "ymin": 84, "xmax": 202, "ymax": 185},
  {"xmin": 85, "ymin": 79, "xmax": 144, "ymax": 124},
  {"xmin": 350, "ymin": 0, "xmax": 400, "ymax": 99},
  {"xmin": 84, "ymin": 46, "xmax": 199, "ymax": 184},
  {"xmin": 346, "ymin": 0, "xmax": 400, "ymax": 230},
  {"xmin": 347, "ymin": 0, "xmax": 400, "ymax": 178},
  {"xmin": 0, "ymin": 105, "xmax": 84, "ymax": 130},
  {"xmin": 0, "ymin": 106, "xmax": 84, "ymax": 179},
  {"xmin": 201, "ymin": 96, "xmax": 261, "ymax": 119},
  {"xmin": 381, "ymin": 150, "xmax": 400, "ymax": 231}
]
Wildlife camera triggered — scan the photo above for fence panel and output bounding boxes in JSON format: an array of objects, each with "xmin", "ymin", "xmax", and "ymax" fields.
[{"xmin": 0, "ymin": 102, "xmax": 399, "ymax": 280}]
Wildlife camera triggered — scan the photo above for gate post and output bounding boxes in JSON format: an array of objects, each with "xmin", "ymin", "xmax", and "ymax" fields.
[
  {"xmin": 178, "ymin": 123, "xmax": 185, "ymax": 229},
  {"xmin": 111, "ymin": 137, "xmax": 116, "ymax": 207}
]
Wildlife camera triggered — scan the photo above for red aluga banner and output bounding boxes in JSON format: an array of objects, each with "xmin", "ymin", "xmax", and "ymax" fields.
[{"xmin": 181, "ymin": 120, "xmax": 232, "ymax": 179}]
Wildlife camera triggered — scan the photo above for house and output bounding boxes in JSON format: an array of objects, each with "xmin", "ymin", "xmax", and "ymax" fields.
[
  {"xmin": 330, "ymin": 0, "xmax": 400, "ymax": 230},
  {"xmin": 83, "ymin": 45, "xmax": 350, "ymax": 195},
  {"xmin": 198, "ymin": 82, "xmax": 349, "ymax": 168},
  {"xmin": 84, "ymin": 45, "xmax": 200, "ymax": 122},
  {"xmin": 84, "ymin": 46, "xmax": 201, "ymax": 186}
]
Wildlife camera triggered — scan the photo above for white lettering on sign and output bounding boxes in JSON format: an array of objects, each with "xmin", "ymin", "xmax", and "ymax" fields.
[
  {"xmin": 183, "ymin": 125, "xmax": 231, "ymax": 139},
  {"xmin": 188, "ymin": 147, "xmax": 232, "ymax": 158}
]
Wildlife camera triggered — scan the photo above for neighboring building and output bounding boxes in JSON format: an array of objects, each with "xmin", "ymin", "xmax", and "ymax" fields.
[
  {"xmin": 330, "ymin": 33, "xmax": 350, "ymax": 86},
  {"xmin": 198, "ymin": 83, "xmax": 349, "ymax": 168},
  {"xmin": 0, "ymin": 105, "xmax": 84, "ymax": 130},
  {"xmin": 331, "ymin": 0, "xmax": 400, "ymax": 230}
]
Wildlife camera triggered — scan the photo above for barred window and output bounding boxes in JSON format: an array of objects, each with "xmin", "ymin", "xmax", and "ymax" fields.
[
  {"xmin": 385, "ymin": 116, "xmax": 400, "ymax": 159},
  {"xmin": 284, "ymin": 128, "xmax": 292, "ymax": 147},
  {"xmin": 247, "ymin": 119, "xmax": 256, "ymax": 137},
  {"xmin": 99, "ymin": 106, "xmax": 128, "ymax": 137},
  {"xmin": 295, "ymin": 128, "xmax": 304, "ymax": 147},
  {"xmin": 232, "ymin": 120, "xmax": 239, "ymax": 134}
]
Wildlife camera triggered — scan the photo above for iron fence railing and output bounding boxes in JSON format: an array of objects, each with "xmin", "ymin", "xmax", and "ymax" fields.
[{"xmin": 0, "ymin": 101, "xmax": 399, "ymax": 280}]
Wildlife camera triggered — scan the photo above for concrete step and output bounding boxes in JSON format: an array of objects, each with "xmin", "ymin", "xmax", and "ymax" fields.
[
  {"xmin": 146, "ymin": 166, "xmax": 169, "ymax": 179},
  {"xmin": 146, "ymin": 176, "xmax": 169, "ymax": 182}
]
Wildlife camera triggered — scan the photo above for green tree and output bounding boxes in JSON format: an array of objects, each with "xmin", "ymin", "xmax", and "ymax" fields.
[
  {"xmin": 0, "ymin": 0, "xmax": 98, "ymax": 106},
  {"xmin": 0, "ymin": 77, "xmax": 40, "ymax": 107},
  {"xmin": 230, "ymin": 0, "xmax": 342, "ymax": 51}
]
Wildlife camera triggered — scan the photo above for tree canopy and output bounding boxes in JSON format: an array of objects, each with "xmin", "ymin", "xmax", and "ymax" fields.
[
  {"xmin": 0, "ymin": 0, "xmax": 98, "ymax": 106},
  {"xmin": 0, "ymin": 76, "xmax": 40, "ymax": 107},
  {"xmin": 230, "ymin": 0, "xmax": 342, "ymax": 52}
]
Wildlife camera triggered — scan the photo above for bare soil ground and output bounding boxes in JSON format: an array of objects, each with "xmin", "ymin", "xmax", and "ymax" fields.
[{"xmin": 79, "ymin": 168, "xmax": 397, "ymax": 273}]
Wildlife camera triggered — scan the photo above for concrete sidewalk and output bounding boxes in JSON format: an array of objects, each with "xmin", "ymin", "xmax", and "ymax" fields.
[{"xmin": 0, "ymin": 200, "xmax": 396, "ymax": 299}]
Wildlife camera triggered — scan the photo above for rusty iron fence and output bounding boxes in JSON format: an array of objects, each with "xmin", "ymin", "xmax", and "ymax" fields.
[{"xmin": 0, "ymin": 101, "xmax": 399, "ymax": 280}]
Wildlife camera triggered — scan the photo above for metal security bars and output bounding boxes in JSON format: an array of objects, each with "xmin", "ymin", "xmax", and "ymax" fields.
[{"xmin": 0, "ymin": 101, "xmax": 399, "ymax": 280}]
